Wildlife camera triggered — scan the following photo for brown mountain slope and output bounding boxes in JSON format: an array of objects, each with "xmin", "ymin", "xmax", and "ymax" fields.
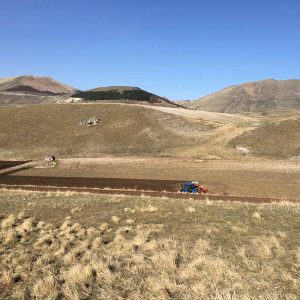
[
  {"xmin": 0, "ymin": 75, "xmax": 78, "ymax": 105},
  {"xmin": 185, "ymin": 79, "xmax": 300, "ymax": 114},
  {"xmin": 0, "ymin": 75, "xmax": 78, "ymax": 95}
]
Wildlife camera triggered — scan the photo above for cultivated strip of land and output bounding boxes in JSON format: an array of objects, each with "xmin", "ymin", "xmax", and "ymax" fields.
[{"xmin": 0, "ymin": 161, "xmax": 34, "ymax": 175}]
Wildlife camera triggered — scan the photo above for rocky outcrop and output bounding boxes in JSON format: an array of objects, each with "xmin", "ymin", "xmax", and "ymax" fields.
[{"xmin": 80, "ymin": 116, "xmax": 101, "ymax": 126}]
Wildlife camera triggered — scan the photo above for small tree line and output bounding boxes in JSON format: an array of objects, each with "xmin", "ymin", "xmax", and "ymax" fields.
[{"xmin": 73, "ymin": 89, "xmax": 154, "ymax": 101}]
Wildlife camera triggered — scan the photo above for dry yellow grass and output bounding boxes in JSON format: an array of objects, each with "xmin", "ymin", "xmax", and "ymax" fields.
[
  {"xmin": 0, "ymin": 190, "xmax": 300, "ymax": 299},
  {"xmin": 230, "ymin": 117, "xmax": 300, "ymax": 158},
  {"xmin": 0, "ymin": 103, "xmax": 229, "ymax": 160}
]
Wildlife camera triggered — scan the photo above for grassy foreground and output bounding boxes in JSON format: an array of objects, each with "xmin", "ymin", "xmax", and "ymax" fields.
[{"xmin": 0, "ymin": 190, "xmax": 300, "ymax": 299}]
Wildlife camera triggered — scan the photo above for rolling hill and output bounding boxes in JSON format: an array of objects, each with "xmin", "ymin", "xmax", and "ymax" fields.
[
  {"xmin": 182, "ymin": 79, "xmax": 300, "ymax": 114},
  {"xmin": 229, "ymin": 117, "xmax": 300, "ymax": 158},
  {"xmin": 0, "ymin": 75, "xmax": 78, "ymax": 105},
  {"xmin": 1, "ymin": 100, "xmax": 299, "ymax": 159},
  {"xmin": 73, "ymin": 86, "xmax": 182, "ymax": 108},
  {"xmin": 0, "ymin": 103, "xmax": 253, "ymax": 160}
]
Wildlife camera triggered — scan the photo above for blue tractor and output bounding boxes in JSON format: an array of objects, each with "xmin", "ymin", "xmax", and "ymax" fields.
[{"xmin": 180, "ymin": 181, "xmax": 208, "ymax": 194}]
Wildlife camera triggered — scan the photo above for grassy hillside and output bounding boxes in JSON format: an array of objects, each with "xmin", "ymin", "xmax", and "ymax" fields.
[
  {"xmin": 229, "ymin": 117, "xmax": 300, "ymax": 158},
  {"xmin": 0, "ymin": 103, "xmax": 223, "ymax": 160},
  {"xmin": 185, "ymin": 79, "xmax": 300, "ymax": 114},
  {"xmin": 2, "ymin": 102, "xmax": 299, "ymax": 159}
]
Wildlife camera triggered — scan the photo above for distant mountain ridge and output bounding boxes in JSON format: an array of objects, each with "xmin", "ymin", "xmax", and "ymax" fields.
[
  {"xmin": 0, "ymin": 76, "xmax": 183, "ymax": 108},
  {"xmin": 0, "ymin": 75, "xmax": 78, "ymax": 105},
  {"xmin": 182, "ymin": 79, "xmax": 300, "ymax": 114},
  {"xmin": 0, "ymin": 75, "xmax": 78, "ymax": 95},
  {"xmin": 2, "ymin": 76, "xmax": 300, "ymax": 112}
]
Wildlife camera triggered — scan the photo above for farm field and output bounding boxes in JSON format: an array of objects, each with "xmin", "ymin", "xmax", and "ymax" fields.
[
  {"xmin": 0, "ymin": 189, "xmax": 300, "ymax": 299},
  {"xmin": 12, "ymin": 157, "xmax": 300, "ymax": 200}
]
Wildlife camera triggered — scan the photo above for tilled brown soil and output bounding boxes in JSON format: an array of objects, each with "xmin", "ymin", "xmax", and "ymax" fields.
[
  {"xmin": 0, "ymin": 175, "xmax": 298, "ymax": 203},
  {"xmin": 0, "ymin": 161, "xmax": 28, "ymax": 171},
  {"xmin": 1, "ymin": 160, "xmax": 299, "ymax": 203},
  {"xmin": 16, "ymin": 157, "xmax": 300, "ymax": 200},
  {"xmin": 0, "ymin": 175, "xmax": 182, "ymax": 191}
]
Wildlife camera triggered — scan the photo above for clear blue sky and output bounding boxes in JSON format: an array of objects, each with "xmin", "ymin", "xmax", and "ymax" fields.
[{"xmin": 1, "ymin": 0, "xmax": 300, "ymax": 100}]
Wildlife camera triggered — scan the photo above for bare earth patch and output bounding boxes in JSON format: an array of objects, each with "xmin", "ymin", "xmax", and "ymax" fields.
[{"xmin": 14, "ymin": 157, "xmax": 300, "ymax": 200}]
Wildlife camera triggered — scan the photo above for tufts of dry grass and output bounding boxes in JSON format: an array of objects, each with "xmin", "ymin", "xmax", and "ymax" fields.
[
  {"xmin": 0, "ymin": 211, "xmax": 299, "ymax": 300},
  {"xmin": 111, "ymin": 215, "xmax": 120, "ymax": 223},
  {"xmin": 295, "ymin": 249, "xmax": 300, "ymax": 266},
  {"xmin": 185, "ymin": 206, "xmax": 196, "ymax": 213},
  {"xmin": 139, "ymin": 204, "xmax": 158, "ymax": 212},
  {"xmin": 249, "ymin": 235, "xmax": 283, "ymax": 258},
  {"xmin": 251, "ymin": 211, "xmax": 262, "ymax": 219},
  {"xmin": 0, "ymin": 190, "xmax": 300, "ymax": 299}
]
